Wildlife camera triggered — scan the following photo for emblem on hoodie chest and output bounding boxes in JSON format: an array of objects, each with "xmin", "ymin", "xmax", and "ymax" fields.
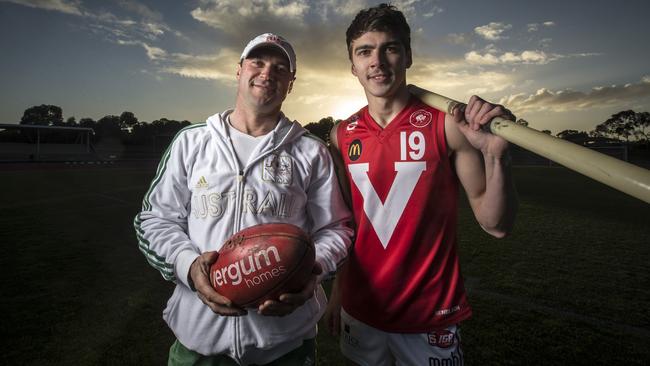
[{"xmin": 263, "ymin": 153, "xmax": 293, "ymax": 185}]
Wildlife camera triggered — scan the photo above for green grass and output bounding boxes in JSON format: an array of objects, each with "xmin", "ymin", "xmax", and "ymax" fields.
[{"xmin": 0, "ymin": 164, "xmax": 648, "ymax": 365}]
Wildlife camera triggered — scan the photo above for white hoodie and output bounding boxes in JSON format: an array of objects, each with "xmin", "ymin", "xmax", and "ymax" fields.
[{"xmin": 134, "ymin": 110, "xmax": 353, "ymax": 364}]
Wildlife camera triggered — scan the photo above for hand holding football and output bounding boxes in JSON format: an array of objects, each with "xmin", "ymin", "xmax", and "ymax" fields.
[{"xmin": 209, "ymin": 223, "xmax": 315, "ymax": 308}]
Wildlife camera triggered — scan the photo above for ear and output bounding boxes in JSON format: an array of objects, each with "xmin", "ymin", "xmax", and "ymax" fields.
[
  {"xmin": 406, "ymin": 49, "xmax": 413, "ymax": 69},
  {"xmin": 236, "ymin": 63, "xmax": 242, "ymax": 79},
  {"xmin": 351, "ymin": 63, "xmax": 358, "ymax": 77},
  {"xmin": 287, "ymin": 78, "xmax": 295, "ymax": 94}
]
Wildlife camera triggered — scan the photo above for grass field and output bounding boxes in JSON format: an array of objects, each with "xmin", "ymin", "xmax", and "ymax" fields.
[{"xmin": 0, "ymin": 163, "xmax": 648, "ymax": 365}]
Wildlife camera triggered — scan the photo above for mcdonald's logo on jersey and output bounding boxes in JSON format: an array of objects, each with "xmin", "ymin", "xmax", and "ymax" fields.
[{"xmin": 348, "ymin": 139, "xmax": 362, "ymax": 161}]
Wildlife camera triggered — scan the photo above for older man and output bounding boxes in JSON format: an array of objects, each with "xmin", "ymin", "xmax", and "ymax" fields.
[{"xmin": 135, "ymin": 33, "xmax": 353, "ymax": 365}]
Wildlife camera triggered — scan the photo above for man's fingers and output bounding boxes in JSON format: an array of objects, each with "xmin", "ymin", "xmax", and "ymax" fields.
[
  {"xmin": 204, "ymin": 251, "xmax": 220, "ymax": 265},
  {"xmin": 197, "ymin": 292, "xmax": 247, "ymax": 316},
  {"xmin": 258, "ymin": 299, "xmax": 293, "ymax": 317},
  {"xmin": 204, "ymin": 289, "xmax": 246, "ymax": 314},
  {"xmin": 451, "ymin": 102, "xmax": 466, "ymax": 120}
]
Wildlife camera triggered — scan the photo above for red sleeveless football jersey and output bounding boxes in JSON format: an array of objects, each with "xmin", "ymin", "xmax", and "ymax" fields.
[{"xmin": 337, "ymin": 96, "xmax": 472, "ymax": 332}]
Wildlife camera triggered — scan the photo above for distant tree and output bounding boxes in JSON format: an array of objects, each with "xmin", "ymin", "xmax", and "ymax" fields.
[
  {"xmin": 129, "ymin": 121, "xmax": 156, "ymax": 145},
  {"xmin": 65, "ymin": 116, "xmax": 77, "ymax": 127},
  {"xmin": 96, "ymin": 115, "xmax": 121, "ymax": 138},
  {"xmin": 20, "ymin": 104, "xmax": 63, "ymax": 126},
  {"xmin": 166, "ymin": 120, "xmax": 182, "ymax": 133},
  {"xmin": 119, "ymin": 111, "xmax": 139, "ymax": 130},
  {"xmin": 590, "ymin": 110, "xmax": 650, "ymax": 143},
  {"xmin": 79, "ymin": 118, "xmax": 96, "ymax": 129},
  {"xmin": 631, "ymin": 111, "xmax": 649, "ymax": 143},
  {"xmin": 515, "ymin": 118, "xmax": 529, "ymax": 127},
  {"xmin": 556, "ymin": 129, "xmax": 588, "ymax": 144},
  {"xmin": 304, "ymin": 116, "xmax": 335, "ymax": 143},
  {"xmin": 152, "ymin": 118, "xmax": 171, "ymax": 134}
]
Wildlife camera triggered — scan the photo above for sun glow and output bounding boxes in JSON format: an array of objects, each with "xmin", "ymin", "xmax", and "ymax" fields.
[{"xmin": 330, "ymin": 96, "xmax": 367, "ymax": 120}]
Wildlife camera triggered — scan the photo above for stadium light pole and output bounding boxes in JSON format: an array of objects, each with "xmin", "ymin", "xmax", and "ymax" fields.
[{"xmin": 408, "ymin": 84, "xmax": 650, "ymax": 204}]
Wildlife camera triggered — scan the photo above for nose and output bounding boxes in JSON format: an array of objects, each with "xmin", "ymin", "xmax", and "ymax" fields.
[
  {"xmin": 258, "ymin": 66, "xmax": 269, "ymax": 80},
  {"xmin": 258, "ymin": 64, "xmax": 275, "ymax": 80},
  {"xmin": 369, "ymin": 50, "xmax": 385, "ymax": 69}
]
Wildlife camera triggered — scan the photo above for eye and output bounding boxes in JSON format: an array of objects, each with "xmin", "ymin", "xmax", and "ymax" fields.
[
  {"xmin": 275, "ymin": 64, "xmax": 289, "ymax": 73},
  {"xmin": 250, "ymin": 59, "xmax": 264, "ymax": 67},
  {"xmin": 356, "ymin": 49, "xmax": 371, "ymax": 57},
  {"xmin": 386, "ymin": 46, "xmax": 399, "ymax": 53}
]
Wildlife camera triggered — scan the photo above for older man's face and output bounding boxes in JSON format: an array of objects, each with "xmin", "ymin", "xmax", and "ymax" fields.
[{"xmin": 236, "ymin": 46, "xmax": 295, "ymax": 113}]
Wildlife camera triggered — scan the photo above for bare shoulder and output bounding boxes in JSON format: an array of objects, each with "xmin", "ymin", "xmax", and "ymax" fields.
[{"xmin": 329, "ymin": 120, "xmax": 344, "ymax": 150}]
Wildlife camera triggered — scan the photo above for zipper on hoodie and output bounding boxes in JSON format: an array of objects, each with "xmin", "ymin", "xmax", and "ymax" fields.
[
  {"xmin": 224, "ymin": 117, "xmax": 299, "ymax": 359},
  {"xmin": 232, "ymin": 168, "xmax": 245, "ymax": 361}
]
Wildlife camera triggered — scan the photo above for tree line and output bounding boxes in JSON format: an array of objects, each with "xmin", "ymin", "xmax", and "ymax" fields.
[
  {"xmin": 2, "ymin": 104, "xmax": 649, "ymax": 149},
  {"xmin": 1, "ymin": 104, "xmax": 192, "ymax": 146}
]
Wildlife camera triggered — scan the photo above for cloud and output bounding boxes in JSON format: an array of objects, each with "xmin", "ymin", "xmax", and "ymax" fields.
[
  {"xmin": 116, "ymin": 39, "xmax": 238, "ymax": 81},
  {"xmin": 0, "ymin": 0, "xmax": 83, "ymax": 15},
  {"xmin": 499, "ymin": 77, "xmax": 650, "ymax": 113},
  {"xmin": 445, "ymin": 32, "xmax": 469, "ymax": 45},
  {"xmin": 117, "ymin": 0, "xmax": 163, "ymax": 22},
  {"xmin": 2, "ymin": 0, "xmax": 179, "ymax": 42},
  {"xmin": 190, "ymin": 0, "xmax": 311, "ymax": 34},
  {"xmin": 465, "ymin": 48, "xmax": 599, "ymax": 66},
  {"xmin": 86, "ymin": 11, "xmax": 174, "ymax": 42},
  {"xmin": 407, "ymin": 56, "xmax": 517, "ymax": 97},
  {"xmin": 466, "ymin": 49, "xmax": 555, "ymax": 65},
  {"xmin": 474, "ymin": 22, "xmax": 512, "ymax": 41},
  {"xmin": 527, "ymin": 21, "xmax": 555, "ymax": 32}
]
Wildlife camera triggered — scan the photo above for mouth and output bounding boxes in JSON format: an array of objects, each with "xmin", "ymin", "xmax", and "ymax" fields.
[
  {"xmin": 368, "ymin": 73, "xmax": 391, "ymax": 82},
  {"xmin": 252, "ymin": 82, "xmax": 271, "ymax": 88},
  {"xmin": 250, "ymin": 80, "xmax": 276, "ymax": 92}
]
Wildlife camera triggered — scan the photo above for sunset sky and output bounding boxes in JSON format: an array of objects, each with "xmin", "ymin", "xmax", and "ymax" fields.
[{"xmin": 1, "ymin": 0, "xmax": 649, "ymax": 134}]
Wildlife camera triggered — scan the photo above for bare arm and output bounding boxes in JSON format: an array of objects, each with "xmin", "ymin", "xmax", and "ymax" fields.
[
  {"xmin": 328, "ymin": 122, "xmax": 353, "ymax": 208},
  {"xmin": 323, "ymin": 122, "xmax": 353, "ymax": 334},
  {"xmin": 445, "ymin": 96, "xmax": 518, "ymax": 238}
]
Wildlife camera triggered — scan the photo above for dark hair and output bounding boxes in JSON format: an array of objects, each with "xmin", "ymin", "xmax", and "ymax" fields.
[{"xmin": 345, "ymin": 3, "xmax": 411, "ymax": 60}]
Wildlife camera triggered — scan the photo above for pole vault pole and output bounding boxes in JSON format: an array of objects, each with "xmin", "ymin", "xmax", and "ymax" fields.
[{"xmin": 408, "ymin": 84, "xmax": 650, "ymax": 204}]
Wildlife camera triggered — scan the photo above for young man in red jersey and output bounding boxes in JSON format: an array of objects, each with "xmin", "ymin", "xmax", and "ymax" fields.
[{"xmin": 324, "ymin": 4, "xmax": 518, "ymax": 365}]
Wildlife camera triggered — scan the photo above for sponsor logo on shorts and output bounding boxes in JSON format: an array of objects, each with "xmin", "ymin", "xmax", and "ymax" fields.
[
  {"xmin": 429, "ymin": 351, "xmax": 463, "ymax": 366},
  {"xmin": 435, "ymin": 305, "xmax": 461, "ymax": 316},
  {"xmin": 347, "ymin": 139, "xmax": 362, "ymax": 161},
  {"xmin": 410, "ymin": 109, "xmax": 432, "ymax": 128},
  {"xmin": 428, "ymin": 330, "xmax": 455, "ymax": 348},
  {"xmin": 342, "ymin": 322, "xmax": 359, "ymax": 347}
]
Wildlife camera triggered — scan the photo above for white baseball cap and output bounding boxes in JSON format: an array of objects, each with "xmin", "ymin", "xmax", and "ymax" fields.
[{"xmin": 240, "ymin": 33, "xmax": 296, "ymax": 74}]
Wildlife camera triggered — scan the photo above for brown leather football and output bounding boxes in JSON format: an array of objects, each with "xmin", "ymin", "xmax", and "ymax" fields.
[{"xmin": 210, "ymin": 223, "xmax": 315, "ymax": 308}]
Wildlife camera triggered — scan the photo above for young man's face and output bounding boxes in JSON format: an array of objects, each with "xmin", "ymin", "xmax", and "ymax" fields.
[
  {"xmin": 236, "ymin": 46, "xmax": 295, "ymax": 113},
  {"xmin": 350, "ymin": 31, "xmax": 412, "ymax": 99}
]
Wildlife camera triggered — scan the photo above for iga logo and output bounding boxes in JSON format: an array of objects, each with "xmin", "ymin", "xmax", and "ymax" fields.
[
  {"xmin": 427, "ymin": 330, "xmax": 455, "ymax": 348},
  {"xmin": 410, "ymin": 109, "xmax": 432, "ymax": 128}
]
